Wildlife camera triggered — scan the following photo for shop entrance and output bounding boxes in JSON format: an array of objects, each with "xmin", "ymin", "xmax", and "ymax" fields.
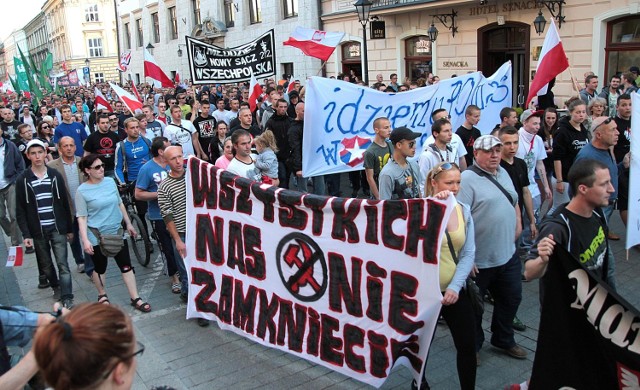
[{"xmin": 478, "ymin": 22, "xmax": 530, "ymax": 108}]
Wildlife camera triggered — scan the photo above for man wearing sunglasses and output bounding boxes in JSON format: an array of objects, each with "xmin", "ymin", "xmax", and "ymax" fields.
[{"xmin": 378, "ymin": 127, "xmax": 421, "ymax": 200}]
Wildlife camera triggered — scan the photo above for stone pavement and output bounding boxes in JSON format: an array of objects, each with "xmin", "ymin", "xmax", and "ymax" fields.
[{"xmin": 1, "ymin": 206, "xmax": 638, "ymax": 389}]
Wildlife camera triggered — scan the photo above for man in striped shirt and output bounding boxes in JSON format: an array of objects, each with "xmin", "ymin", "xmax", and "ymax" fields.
[{"xmin": 15, "ymin": 139, "xmax": 74, "ymax": 308}]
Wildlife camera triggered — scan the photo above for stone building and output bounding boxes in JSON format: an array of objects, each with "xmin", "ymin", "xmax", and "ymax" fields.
[{"xmin": 321, "ymin": 0, "xmax": 640, "ymax": 107}]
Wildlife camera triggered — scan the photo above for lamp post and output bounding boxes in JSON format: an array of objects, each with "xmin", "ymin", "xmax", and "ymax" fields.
[
  {"xmin": 354, "ymin": 0, "xmax": 372, "ymax": 85},
  {"xmin": 84, "ymin": 58, "xmax": 91, "ymax": 84},
  {"xmin": 533, "ymin": 10, "xmax": 547, "ymax": 35}
]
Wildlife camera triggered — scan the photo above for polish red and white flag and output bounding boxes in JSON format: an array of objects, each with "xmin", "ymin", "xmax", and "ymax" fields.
[
  {"xmin": 144, "ymin": 48, "xmax": 174, "ymax": 88},
  {"xmin": 283, "ymin": 27, "xmax": 345, "ymax": 62},
  {"xmin": 287, "ymin": 80, "xmax": 297, "ymax": 94},
  {"xmin": 526, "ymin": 19, "xmax": 569, "ymax": 107},
  {"xmin": 94, "ymin": 87, "xmax": 112, "ymax": 111},
  {"xmin": 117, "ymin": 50, "xmax": 132, "ymax": 72},
  {"xmin": 6, "ymin": 246, "xmax": 23, "ymax": 267},
  {"xmin": 130, "ymin": 79, "xmax": 142, "ymax": 102},
  {"xmin": 109, "ymin": 82, "xmax": 143, "ymax": 113},
  {"xmin": 175, "ymin": 70, "xmax": 181, "ymax": 84},
  {"xmin": 248, "ymin": 71, "xmax": 262, "ymax": 112}
]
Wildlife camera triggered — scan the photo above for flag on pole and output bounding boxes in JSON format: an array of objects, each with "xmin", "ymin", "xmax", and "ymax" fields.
[
  {"xmin": 248, "ymin": 71, "xmax": 262, "ymax": 112},
  {"xmin": 526, "ymin": 19, "xmax": 569, "ymax": 107},
  {"xmin": 283, "ymin": 27, "xmax": 345, "ymax": 61},
  {"xmin": 117, "ymin": 50, "xmax": 132, "ymax": 72},
  {"xmin": 94, "ymin": 87, "xmax": 112, "ymax": 111},
  {"xmin": 175, "ymin": 70, "xmax": 180, "ymax": 84},
  {"xmin": 109, "ymin": 82, "xmax": 143, "ymax": 113},
  {"xmin": 6, "ymin": 246, "xmax": 23, "ymax": 267},
  {"xmin": 130, "ymin": 79, "xmax": 142, "ymax": 102},
  {"xmin": 143, "ymin": 48, "xmax": 174, "ymax": 88}
]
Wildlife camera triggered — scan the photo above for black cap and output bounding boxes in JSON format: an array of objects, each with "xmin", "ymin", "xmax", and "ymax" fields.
[
  {"xmin": 389, "ymin": 126, "xmax": 421, "ymax": 145},
  {"xmin": 630, "ymin": 66, "xmax": 640, "ymax": 74}
]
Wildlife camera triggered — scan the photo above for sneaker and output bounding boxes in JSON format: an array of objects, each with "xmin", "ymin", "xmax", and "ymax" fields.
[
  {"xmin": 197, "ymin": 318, "xmax": 210, "ymax": 327},
  {"xmin": 513, "ymin": 316, "xmax": 526, "ymax": 332},
  {"xmin": 61, "ymin": 298, "xmax": 74, "ymax": 309},
  {"xmin": 37, "ymin": 278, "xmax": 50, "ymax": 289},
  {"xmin": 25, "ymin": 246, "xmax": 35, "ymax": 254},
  {"xmin": 77, "ymin": 264, "xmax": 85, "ymax": 273}
]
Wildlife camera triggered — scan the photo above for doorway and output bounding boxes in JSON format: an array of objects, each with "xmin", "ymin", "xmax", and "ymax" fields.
[{"xmin": 478, "ymin": 22, "xmax": 530, "ymax": 108}]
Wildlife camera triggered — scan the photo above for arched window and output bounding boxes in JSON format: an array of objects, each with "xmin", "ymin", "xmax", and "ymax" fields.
[
  {"xmin": 605, "ymin": 16, "xmax": 640, "ymax": 80},
  {"xmin": 404, "ymin": 36, "xmax": 432, "ymax": 81},
  {"xmin": 341, "ymin": 41, "xmax": 361, "ymax": 79}
]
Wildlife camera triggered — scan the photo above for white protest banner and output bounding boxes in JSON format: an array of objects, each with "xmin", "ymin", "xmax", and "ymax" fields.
[
  {"xmin": 303, "ymin": 62, "xmax": 512, "ymax": 177},
  {"xmin": 627, "ymin": 92, "xmax": 640, "ymax": 249},
  {"xmin": 185, "ymin": 157, "xmax": 453, "ymax": 387}
]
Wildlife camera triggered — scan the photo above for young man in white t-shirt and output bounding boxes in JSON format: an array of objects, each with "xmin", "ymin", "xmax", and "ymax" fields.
[
  {"xmin": 422, "ymin": 109, "xmax": 467, "ymax": 170},
  {"xmin": 164, "ymin": 105, "xmax": 206, "ymax": 160},
  {"xmin": 225, "ymin": 129, "xmax": 256, "ymax": 178}
]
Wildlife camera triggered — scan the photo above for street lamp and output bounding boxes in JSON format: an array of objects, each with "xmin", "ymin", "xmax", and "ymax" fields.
[
  {"xmin": 84, "ymin": 58, "xmax": 90, "ymax": 67},
  {"xmin": 177, "ymin": 44, "xmax": 187, "ymax": 57},
  {"xmin": 354, "ymin": 0, "xmax": 372, "ymax": 85},
  {"xmin": 146, "ymin": 42, "xmax": 154, "ymax": 54},
  {"xmin": 427, "ymin": 23, "xmax": 439, "ymax": 42},
  {"xmin": 533, "ymin": 10, "xmax": 547, "ymax": 35},
  {"xmin": 535, "ymin": 0, "xmax": 565, "ymax": 29},
  {"xmin": 84, "ymin": 58, "xmax": 91, "ymax": 84},
  {"xmin": 427, "ymin": 10, "xmax": 458, "ymax": 43}
]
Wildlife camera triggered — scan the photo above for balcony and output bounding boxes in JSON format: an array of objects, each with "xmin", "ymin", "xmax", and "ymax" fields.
[{"xmin": 372, "ymin": 0, "xmax": 431, "ymax": 8}]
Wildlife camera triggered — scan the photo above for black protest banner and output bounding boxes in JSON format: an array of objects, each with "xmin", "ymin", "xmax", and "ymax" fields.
[
  {"xmin": 530, "ymin": 246, "xmax": 640, "ymax": 389},
  {"xmin": 186, "ymin": 30, "xmax": 276, "ymax": 85},
  {"xmin": 53, "ymin": 70, "xmax": 81, "ymax": 87}
]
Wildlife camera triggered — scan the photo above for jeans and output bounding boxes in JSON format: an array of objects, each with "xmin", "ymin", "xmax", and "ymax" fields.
[
  {"xmin": 520, "ymin": 194, "xmax": 541, "ymax": 253},
  {"xmin": 602, "ymin": 203, "xmax": 617, "ymax": 291},
  {"xmin": 171, "ymin": 232, "xmax": 188, "ymax": 294},
  {"xmin": 0, "ymin": 184, "xmax": 20, "ymax": 246},
  {"xmin": 474, "ymin": 253, "xmax": 522, "ymax": 351},
  {"xmin": 33, "ymin": 230, "xmax": 73, "ymax": 300},
  {"xmin": 291, "ymin": 174, "xmax": 326, "ymax": 196},
  {"xmin": 325, "ymin": 174, "xmax": 342, "ymax": 197},
  {"xmin": 278, "ymin": 161, "xmax": 290, "ymax": 189},
  {"xmin": 153, "ymin": 219, "xmax": 178, "ymax": 277},
  {"xmin": 70, "ymin": 218, "xmax": 86, "ymax": 266}
]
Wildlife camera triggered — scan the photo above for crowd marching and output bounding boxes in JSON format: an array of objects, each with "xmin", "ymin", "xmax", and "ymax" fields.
[{"xmin": 0, "ymin": 66, "xmax": 635, "ymax": 389}]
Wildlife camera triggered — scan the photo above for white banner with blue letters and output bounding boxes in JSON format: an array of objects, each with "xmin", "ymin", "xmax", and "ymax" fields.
[{"xmin": 303, "ymin": 62, "xmax": 512, "ymax": 177}]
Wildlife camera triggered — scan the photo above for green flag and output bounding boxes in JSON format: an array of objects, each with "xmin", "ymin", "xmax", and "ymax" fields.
[
  {"xmin": 18, "ymin": 47, "xmax": 42, "ymax": 100},
  {"xmin": 43, "ymin": 53, "xmax": 53, "ymax": 71},
  {"xmin": 9, "ymin": 74, "xmax": 21, "ymax": 94},
  {"xmin": 13, "ymin": 57, "xmax": 30, "ymax": 92}
]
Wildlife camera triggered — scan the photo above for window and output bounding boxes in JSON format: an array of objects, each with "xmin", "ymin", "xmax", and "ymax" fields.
[
  {"xmin": 88, "ymin": 38, "xmax": 103, "ymax": 57},
  {"xmin": 136, "ymin": 19, "xmax": 143, "ymax": 47},
  {"xmin": 152, "ymin": 12, "xmax": 160, "ymax": 43},
  {"xmin": 249, "ymin": 0, "xmax": 261, "ymax": 24},
  {"xmin": 404, "ymin": 35, "xmax": 432, "ymax": 80},
  {"xmin": 168, "ymin": 7, "xmax": 178, "ymax": 40},
  {"xmin": 124, "ymin": 22, "xmax": 131, "ymax": 50},
  {"xmin": 135, "ymin": 73, "xmax": 141, "ymax": 84},
  {"xmin": 85, "ymin": 4, "xmax": 99, "ymax": 22},
  {"xmin": 94, "ymin": 72, "xmax": 105, "ymax": 83},
  {"xmin": 605, "ymin": 16, "xmax": 640, "ymax": 81},
  {"xmin": 282, "ymin": 63, "xmax": 294, "ymax": 78},
  {"xmin": 224, "ymin": 1, "xmax": 235, "ymax": 28},
  {"xmin": 283, "ymin": 0, "xmax": 298, "ymax": 18},
  {"xmin": 192, "ymin": 0, "xmax": 201, "ymax": 26}
]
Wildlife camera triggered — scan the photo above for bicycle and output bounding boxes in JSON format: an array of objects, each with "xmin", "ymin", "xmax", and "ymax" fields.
[{"xmin": 119, "ymin": 183, "xmax": 152, "ymax": 266}]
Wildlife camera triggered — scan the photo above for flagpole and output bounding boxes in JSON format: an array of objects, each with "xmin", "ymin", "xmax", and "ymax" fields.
[
  {"xmin": 566, "ymin": 64, "xmax": 581, "ymax": 94},
  {"xmin": 316, "ymin": 61, "xmax": 328, "ymax": 76}
]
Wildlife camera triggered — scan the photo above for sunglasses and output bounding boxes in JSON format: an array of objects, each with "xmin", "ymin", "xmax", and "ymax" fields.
[
  {"xmin": 101, "ymin": 341, "xmax": 145, "ymax": 380},
  {"xmin": 90, "ymin": 163, "xmax": 105, "ymax": 170},
  {"xmin": 41, "ymin": 125, "xmax": 49, "ymax": 129},
  {"xmin": 592, "ymin": 117, "xmax": 613, "ymax": 132},
  {"xmin": 432, "ymin": 162, "xmax": 459, "ymax": 178}
]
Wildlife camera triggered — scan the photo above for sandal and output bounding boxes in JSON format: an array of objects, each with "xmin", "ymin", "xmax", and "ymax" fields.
[
  {"xmin": 171, "ymin": 283, "xmax": 181, "ymax": 294},
  {"xmin": 131, "ymin": 298, "xmax": 151, "ymax": 313},
  {"xmin": 97, "ymin": 294, "xmax": 110, "ymax": 305}
]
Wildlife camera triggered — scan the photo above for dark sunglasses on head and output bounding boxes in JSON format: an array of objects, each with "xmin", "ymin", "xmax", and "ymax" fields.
[{"xmin": 592, "ymin": 117, "xmax": 613, "ymax": 132}]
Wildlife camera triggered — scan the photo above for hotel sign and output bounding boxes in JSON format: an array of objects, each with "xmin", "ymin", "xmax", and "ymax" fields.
[{"xmin": 469, "ymin": 0, "xmax": 538, "ymax": 16}]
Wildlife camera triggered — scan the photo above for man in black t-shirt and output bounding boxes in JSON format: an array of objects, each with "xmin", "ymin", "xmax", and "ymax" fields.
[
  {"xmin": 83, "ymin": 114, "xmax": 120, "ymax": 178},
  {"xmin": 525, "ymin": 159, "xmax": 613, "ymax": 285},
  {"xmin": 456, "ymin": 105, "xmax": 482, "ymax": 167},
  {"xmin": 612, "ymin": 94, "xmax": 632, "ymax": 228},
  {"xmin": 191, "ymin": 100, "xmax": 217, "ymax": 159}
]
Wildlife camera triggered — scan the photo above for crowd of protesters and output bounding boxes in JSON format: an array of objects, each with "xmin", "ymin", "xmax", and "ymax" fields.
[{"xmin": 0, "ymin": 65, "xmax": 635, "ymax": 389}]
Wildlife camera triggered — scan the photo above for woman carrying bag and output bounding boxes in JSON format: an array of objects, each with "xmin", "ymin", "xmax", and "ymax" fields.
[{"xmin": 75, "ymin": 154, "xmax": 151, "ymax": 313}]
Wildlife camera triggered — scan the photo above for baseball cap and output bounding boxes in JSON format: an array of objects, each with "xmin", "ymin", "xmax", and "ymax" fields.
[
  {"xmin": 629, "ymin": 66, "xmax": 640, "ymax": 74},
  {"xmin": 26, "ymin": 139, "xmax": 47, "ymax": 152},
  {"xmin": 473, "ymin": 135, "xmax": 502, "ymax": 151},
  {"xmin": 520, "ymin": 109, "xmax": 543, "ymax": 123},
  {"xmin": 389, "ymin": 127, "xmax": 421, "ymax": 145}
]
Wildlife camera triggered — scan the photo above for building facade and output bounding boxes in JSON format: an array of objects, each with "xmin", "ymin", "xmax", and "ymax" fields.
[
  {"xmin": 23, "ymin": 12, "xmax": 49, "ymax": 71},
  {"xmin": 321, "ymin": 0, "xmax": 640, "ymax": 107},
  {"xmin": 2, "ymin": 30, "xmax": 28, "ymax": 80},
  {"xmin": 42, "ymin": 0, "xmax": 119, "ymax": 83},
  {"xmin": 116, "ymin": 0, "xmax": 321, "ymax": 85}
]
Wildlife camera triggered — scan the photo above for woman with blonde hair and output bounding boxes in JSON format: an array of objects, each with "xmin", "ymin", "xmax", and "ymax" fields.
[{"xmin": 416, "ymin": 161, "xmax": 476, "ymax": 390}]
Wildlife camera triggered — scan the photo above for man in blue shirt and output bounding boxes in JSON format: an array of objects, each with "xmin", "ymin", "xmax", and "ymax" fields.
[
  {"xmin": 53, "ymin": 105, "xmax": 87, "ymax": 156},
  {"xmin": 135, "ymin": 137, "xmax": 181, "ymax": 296}
]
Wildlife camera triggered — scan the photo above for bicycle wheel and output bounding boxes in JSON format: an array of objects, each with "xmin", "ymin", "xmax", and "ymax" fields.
[{"xmin": 128, "ymin": 213, "xmax": 151, "ymax": 267}]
